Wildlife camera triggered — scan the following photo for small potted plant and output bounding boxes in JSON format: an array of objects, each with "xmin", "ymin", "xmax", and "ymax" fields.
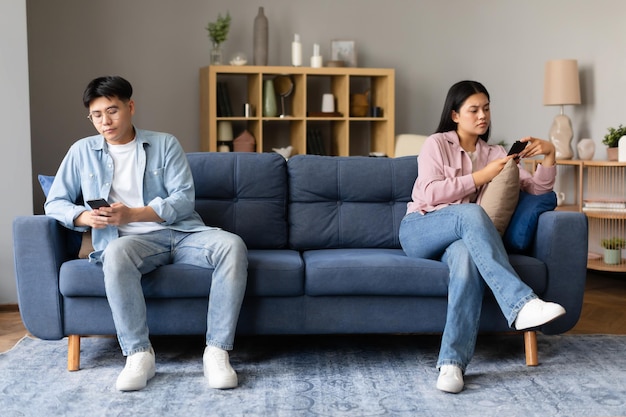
[
  {"xmin": 601, "ymin": 236, "xmax": 626, "ymax": 264},
  {"xmin": 206, "ymin": 12, "xmax": 231, "ymax": 65},
  {"xmin": 602, "ymin": 124, "xmax": 626, "ymax": 161}
]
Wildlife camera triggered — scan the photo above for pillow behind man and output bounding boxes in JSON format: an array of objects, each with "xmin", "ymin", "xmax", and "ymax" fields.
[{"xmin": 38, "ymin": 174, "xmax": 93, "ymax": 259}]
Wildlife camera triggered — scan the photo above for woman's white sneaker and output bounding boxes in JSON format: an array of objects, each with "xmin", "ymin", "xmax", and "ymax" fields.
[
  {"xmin": 203, "ymin": 346, "xmax": 238, "ymax": 389},
  {"xmin": 115, "ymin": 347, "xmax": 156, "ymax": 391},
  {"xmin": 514, "ymin": 299, "xmax": 566, "ymax": 330},
  {"xmin": 436, "ymin": 365, "xmax": 464, "ymax": 393}
]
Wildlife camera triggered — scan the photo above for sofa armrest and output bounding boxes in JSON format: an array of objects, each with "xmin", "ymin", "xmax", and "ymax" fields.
[
  {"xmin": 531, "ymin": 211, "xmax": 588, "ymax": 334},
  {"xmin": 12, "ymin": 215, "xmax": 67, "ymax": 339}
]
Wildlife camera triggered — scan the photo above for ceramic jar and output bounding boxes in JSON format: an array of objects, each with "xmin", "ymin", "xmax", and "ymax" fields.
[{"xmin": 577, "ymin": 138, "xmax": 595, "ymax": 160}]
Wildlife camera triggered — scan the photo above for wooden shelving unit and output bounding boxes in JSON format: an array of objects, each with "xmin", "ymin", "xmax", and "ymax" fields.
[
  {"xmin": 524, "ymin": 159, "xmax": 626, "ymax": 272},
  {"xmin": 581, "ymin": 161, "xmax": 626, "ymax": 272},
  {"xmin": 199, "ymin": 65, "xmax": 395, "ymax": 156}
]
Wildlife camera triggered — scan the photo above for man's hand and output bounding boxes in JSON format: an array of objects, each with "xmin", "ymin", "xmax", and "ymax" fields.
[
  {"xmin": 74, "ymin": 202, "xmax": 163, "ymax": 228},
  {"xmin": 75, "ymin": 207, "xmax": 112, "ymax": 229}
]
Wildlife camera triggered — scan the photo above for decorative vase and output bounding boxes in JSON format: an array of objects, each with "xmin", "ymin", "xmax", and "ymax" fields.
[
  {"xmin": 576, "ymin": 138, "xmax": 595, "ymax": 160},
  {"xmin": 619, "ymin": 136, "xmax": 626, "ymax": 162},
  {"xmin": 233, "ymin": 130, "xmax": 256, "ymax": 152},
  {"xmin": 603, "ymin": 248, "xmax": 621, "ymax": 265},
  {"xmin": 549, "ymin": 114, "xmax": 574, "ymax": 159},
  {"xmin": 253, "ymin": 7, "xmax": 268, "ymax": 65},
  {"xmin": 210, "ymin": 44, "xmax": 223, "ymax": 65},
  {"xmin": 263, "ymin": 79, "xmax": 277, "ymax": 117},
  {"xmin": 217, "ymin": 121, "xmax": 233, "ymax": 151},
  {"xmin": 607, "ymin": 147, "xmax": 618, "ymax": 161}
]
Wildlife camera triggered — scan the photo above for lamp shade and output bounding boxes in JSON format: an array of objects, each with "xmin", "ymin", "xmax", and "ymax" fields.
[
  {"xmin": 217, "ymin": 121, "xmax": 233, "ymax": 141},
  {"xmin": 543, "ymin": 59, "xmax": 581, "ymax": 106}
]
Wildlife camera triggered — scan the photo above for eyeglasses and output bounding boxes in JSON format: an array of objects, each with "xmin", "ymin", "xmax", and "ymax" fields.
[{"xmin": 87, "ymin": 106, "xmax": 121, "ymax": 124}]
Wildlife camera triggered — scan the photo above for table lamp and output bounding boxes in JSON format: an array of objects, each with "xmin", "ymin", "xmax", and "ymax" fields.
[
  {"xmin": 217, "ymin": 121, "xmax": 233, "ymax": 152},
  {"xmin": 543, "ymin": 59, "xmax": 581, "ymax": 159}
]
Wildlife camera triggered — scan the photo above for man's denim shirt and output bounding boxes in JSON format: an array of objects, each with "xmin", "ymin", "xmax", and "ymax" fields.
[{"xmin": 44, "ymin": 129, "xmax": 215, "ymax": 261}]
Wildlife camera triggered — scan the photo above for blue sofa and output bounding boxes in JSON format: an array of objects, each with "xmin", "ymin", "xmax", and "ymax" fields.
[{"xmin": 12, "ymin": 152, "xmax": 588, "ymax": 371}]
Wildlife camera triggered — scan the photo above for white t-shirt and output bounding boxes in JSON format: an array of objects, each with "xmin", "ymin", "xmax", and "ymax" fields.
[
  {"xmin": 467, "ymin": 151, "xmax": 479, "ymax": 203},
  {"xmin": 108, "ymin": 139, "xmax": 165, "ymax": 235}
]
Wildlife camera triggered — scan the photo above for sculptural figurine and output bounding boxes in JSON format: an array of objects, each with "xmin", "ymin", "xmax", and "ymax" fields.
[
  {"xmin": 576, "ymin": 138, "xmax": 595, "ymax": 160},
  {"xmin": 549, "ymin": 114, "xmax": 574, "ymax": 159},
  {"xmin": 272, "ymin": 145, "xmax": 293, "ymax": 160}
]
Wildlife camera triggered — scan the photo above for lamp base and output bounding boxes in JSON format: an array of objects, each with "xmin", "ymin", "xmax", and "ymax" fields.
[{"xmin": 549, "ymin": 113, "xmax": 574, "ymax": 159}]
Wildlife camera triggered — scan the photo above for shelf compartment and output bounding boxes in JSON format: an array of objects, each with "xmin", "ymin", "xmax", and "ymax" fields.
[{"xmin": 200, "ymin": 65, "xmax": 395, "ymax": 156}]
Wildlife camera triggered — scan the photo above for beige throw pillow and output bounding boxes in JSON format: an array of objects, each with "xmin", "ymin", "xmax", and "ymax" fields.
[
  {"xmin": 479, "ymin": 159, "xmax": 520, "ymax": 235},
  {"xmin": 78, "ymin": 230, "xmax": 94, "ymax": 259}
]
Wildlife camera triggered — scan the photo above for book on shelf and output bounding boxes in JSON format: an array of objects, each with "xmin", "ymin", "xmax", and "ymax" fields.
[
  {"xmin": 216, "ymin": 82, "xmax": 233, "ymax": 117},
  {"xmin": 314, "ymin": 129, "xmax": 326, "ymax": 155},
  {"xmin": 584, "ymin": 201, "xmax": 626, "ymax": 208},
  {"xmin": 583, "ymin": 207, "xmax": 626, "ymax": 213},
  {"xmin": 583, "ymin": 200, "xmax": 626, "ymax": 211},
  {"xmin": 306, "ymin": 128, "xmax": 326, "ymax": 155}
]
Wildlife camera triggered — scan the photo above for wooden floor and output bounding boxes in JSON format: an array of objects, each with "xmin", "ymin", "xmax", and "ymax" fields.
[
  {"xmin": 1, "ymin": 271, "xmax": 625, "ymax": 353},
  {"xmin": 566, "ymin": 271, "xmax": 626, "ymax": 335}
]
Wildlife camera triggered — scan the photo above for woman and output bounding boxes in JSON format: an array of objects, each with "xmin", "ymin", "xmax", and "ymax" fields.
[{"xmin": 399, "ymin": 80, "xmax": 565, "ymax": 394}]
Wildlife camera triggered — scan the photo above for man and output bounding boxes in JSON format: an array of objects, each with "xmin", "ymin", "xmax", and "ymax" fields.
[{"xmin": 44, "ymin": 76, "xmax": 248, "ymax": 391}]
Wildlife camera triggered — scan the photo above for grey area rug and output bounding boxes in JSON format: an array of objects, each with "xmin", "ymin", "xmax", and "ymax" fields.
[{"xmin": 0, "ymin": 333, "xmax": 625, "ymax": 417}]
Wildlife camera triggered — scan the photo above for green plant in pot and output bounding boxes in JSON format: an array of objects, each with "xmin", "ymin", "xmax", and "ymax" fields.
[
  {"xmin": 601, "ymin": 236, "xmax": 626, "ymax": 265},
  {"xmin": 602, "ymin": 124, "xmax": 626, "ymax": 161},
  {"xmin": 206, "ymin": 12, "xmax": 231, "ymax": 65}
]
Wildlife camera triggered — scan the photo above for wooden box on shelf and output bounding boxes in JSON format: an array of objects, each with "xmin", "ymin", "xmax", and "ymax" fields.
[{"xmin": 199, "ymin": 65, "xmax": 395, "ymax": 156}]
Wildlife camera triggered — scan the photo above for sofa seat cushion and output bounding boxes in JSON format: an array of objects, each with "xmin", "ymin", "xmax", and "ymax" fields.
[
  {"xmin": 303, "ymin": 249, "xmax": 548, "ymax": 297},
  {"xmin": 303, "ymin": 248, "xmax": 451, "ymax": 296},
  {"xmin": 59, "ymin": 249, "xmax": 304, "ymax": 298}
]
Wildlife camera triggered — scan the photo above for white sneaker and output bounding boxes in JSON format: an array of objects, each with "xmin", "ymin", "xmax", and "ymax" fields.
[
  {"xmin": 436, "ymin": 365, "xmax": 464, "ymax": 393},
  {"xmin": 514, "ymin": 299, "xmax": 566, "ymax": 330},
  {"xmin": 203, "ymin": 346, "xmax": 238, "ymax": 389},
  {"xmin": 115, "ymin": 347, "xmax": 156, "ymax": 391}
]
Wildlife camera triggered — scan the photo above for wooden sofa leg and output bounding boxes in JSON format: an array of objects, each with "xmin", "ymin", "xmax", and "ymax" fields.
[
  {"xmin": 68, "ymin": 335, "xmax": 81, "ymax": 371},
  {"xmin": 524, "ymin": 330, "xmax": 538, "ymax": 366}
]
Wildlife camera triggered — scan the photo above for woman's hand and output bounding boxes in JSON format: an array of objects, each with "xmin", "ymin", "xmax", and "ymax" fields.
[
  {"xmin": 518, "ymin": 137, "xmax": 556, "ymax": 166},
  {"xmin": 472, "ymin": 155, "xmax": 517, "ymax": 187}
]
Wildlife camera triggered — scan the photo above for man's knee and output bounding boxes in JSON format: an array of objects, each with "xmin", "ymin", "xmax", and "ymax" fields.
[{"xmin": 222, "ymin": 232, "xmax": 248, "ymax": 263}]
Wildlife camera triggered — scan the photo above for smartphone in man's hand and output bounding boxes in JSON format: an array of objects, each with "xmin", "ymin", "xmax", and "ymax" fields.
[{"xmin": 87, "ymin": 199, "xmax": 110, "ymax": 210}]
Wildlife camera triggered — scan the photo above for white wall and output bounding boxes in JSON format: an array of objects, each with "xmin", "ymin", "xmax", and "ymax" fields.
[{"xmin": 0, "ymin": 0, "xmax": 32, "ymax": 304}]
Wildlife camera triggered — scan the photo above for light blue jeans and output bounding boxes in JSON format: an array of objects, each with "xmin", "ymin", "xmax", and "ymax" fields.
[
  {"xmin": 399, "ymin": 204, "xmax": 535, "ymax": 371},
  {"xmin": 101, "ymin": 228, "xmax": 248, "ymax": 356}
]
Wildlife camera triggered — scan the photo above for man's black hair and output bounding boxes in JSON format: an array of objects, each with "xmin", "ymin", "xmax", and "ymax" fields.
[{"xmin": 83, "ymin": 76, "xmax": 133, "ymax": 108}]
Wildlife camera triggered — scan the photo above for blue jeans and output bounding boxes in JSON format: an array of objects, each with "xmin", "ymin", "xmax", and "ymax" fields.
[
  {"xmin": 399, "ymin": 204, "xmax": 535, "ymax": 371},
  {"xmin": 101, "ymin": 228, "xmax": 248, "ymax": 356}
]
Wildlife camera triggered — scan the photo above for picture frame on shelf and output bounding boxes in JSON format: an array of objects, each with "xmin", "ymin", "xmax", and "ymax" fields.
[{"xmin": 331, "ymin": 40, "xmax": 357, "ymax": 67}]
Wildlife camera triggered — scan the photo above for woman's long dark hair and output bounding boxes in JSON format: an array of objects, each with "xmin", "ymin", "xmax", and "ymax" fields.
[{"xmin": 435, "ymin": 80, "xmax": 491, "ymax": 142}]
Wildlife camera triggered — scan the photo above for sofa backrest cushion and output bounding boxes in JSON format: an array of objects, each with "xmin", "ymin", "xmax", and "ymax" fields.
[
  {"xmin": 288, "ymin": 155, "xmax": 417, "ymax": 250},
  {"xmin": 187, "ymin": 152, "xmax": 288, "ymax": 249}
]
